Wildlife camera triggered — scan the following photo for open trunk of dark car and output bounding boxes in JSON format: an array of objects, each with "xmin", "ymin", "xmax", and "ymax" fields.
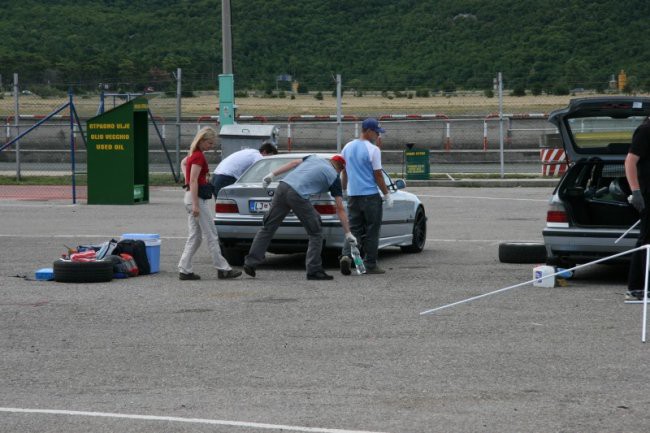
[{"xmin": 558, "ymin": 158, "xmax": 638, "ymax": 227}]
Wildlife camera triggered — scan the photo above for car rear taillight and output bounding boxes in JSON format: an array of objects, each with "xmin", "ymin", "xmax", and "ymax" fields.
[
  {"xmin": 546, "ymin": 202, "xmax": 569, "ymax": 226},
  {"xmin": 547, "ymin": 210, "xmax": 568, "ymax": 223},
  {"xmin": 313, "ymin": 203, "xmax": 337, "ymax": 214},
  {"xmin": 215, "ymin": 199, "xmax": 239, "ymax": 213}
]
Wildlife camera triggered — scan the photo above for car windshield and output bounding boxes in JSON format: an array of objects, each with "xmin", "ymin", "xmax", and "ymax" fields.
[
  {"xmin": 566, "ymin": 116, "xmax": 647, "ymax": 154},
  {"xmin": 238, "ymin": 157, "xmax": 305, "ymax": 183}
]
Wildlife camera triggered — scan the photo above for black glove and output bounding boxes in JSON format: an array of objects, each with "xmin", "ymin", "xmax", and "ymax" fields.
[{"xmin": 629, "ymin": 189, "xmax": 645, "ymax": 213}]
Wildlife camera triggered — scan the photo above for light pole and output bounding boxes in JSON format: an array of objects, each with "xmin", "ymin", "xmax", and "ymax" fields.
[{"xmin": 219, "ymin": 0, "xmax": 235, "ymax": 125}]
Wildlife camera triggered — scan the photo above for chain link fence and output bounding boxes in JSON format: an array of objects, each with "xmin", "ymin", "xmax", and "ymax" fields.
[{"xmin": 1, "ymin": 71, "xmax": 645, "ymax": 201}]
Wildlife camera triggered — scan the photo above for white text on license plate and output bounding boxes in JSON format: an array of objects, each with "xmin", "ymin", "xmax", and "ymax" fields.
[{"xmin": 249, "ymin": 200, "xmax": 271, "ymax": 213}]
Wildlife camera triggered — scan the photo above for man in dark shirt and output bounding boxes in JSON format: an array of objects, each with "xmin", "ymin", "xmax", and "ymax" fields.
[{"xmin": 625, "ymin": 116, "xmax": 650, "ymax": 299}]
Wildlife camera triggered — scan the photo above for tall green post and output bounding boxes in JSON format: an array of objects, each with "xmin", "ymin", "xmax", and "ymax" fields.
[
  {"xmin": 86, "ymin": 97, "xmax": 149, "ymax": 204},
  {"xmin": 220, "ymin": 0, "xmax": 235, "ymax": 125},
  {"xmin": 219, "ymin": 74, "xmax": 235, "ymax": 125}
]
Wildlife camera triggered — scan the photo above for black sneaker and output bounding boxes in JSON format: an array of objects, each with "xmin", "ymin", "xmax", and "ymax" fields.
[
  {"xmin": 179, "ymin": 272, "xmax": 200, "ymax": 280},
  {"xmin": 626, "ymin": 290, "xmax": 646, "ymax": 300},
  {"xmin": 339, "ymin": 256, "xmax": 352, "ymax": 276},
  {"xmin": 365, "ymin": 266, "xmax": 386, "ymax": 274},
  {"xmin": 218, "ymin": 269, "xmax": 242, "ymax": 279},
  {"xmin": 243, "ymin": 264, "xmax": 256, "ymax": 277},
  {"xmin": 307, "ymin": 270, "xmax": 334, "ymax": 280}
]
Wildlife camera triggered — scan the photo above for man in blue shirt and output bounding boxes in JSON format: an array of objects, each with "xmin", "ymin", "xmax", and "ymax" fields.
[
  {"xmin": 339, "ymin": 118, "xmax": 393, "ymax": 275},
  {"xmin": 243, "ymin": 155, "xmax": 356, "ymax": 280}
]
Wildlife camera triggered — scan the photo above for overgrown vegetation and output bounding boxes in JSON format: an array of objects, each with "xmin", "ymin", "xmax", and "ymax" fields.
[{"xmin": 1, "ymin": 0, "xmax": 649, "ymax": 94}]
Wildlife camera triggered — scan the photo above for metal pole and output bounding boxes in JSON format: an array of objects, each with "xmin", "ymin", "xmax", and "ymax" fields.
[
  {"xmin": 615, "ymin": 219, "xmax": 641, "ymax": 244},
  {"xmin": 99, "ymin": 89, "xmax": 105, "ymax": 114},
  {"xmin": 498, "ymin": 72, "xmax": 504, "ymax": 179},
  {"xmin": 69, "ymin": 89, "xmax": 77, "ymax": 204},
  {"xmin": 176, "ymin": 68, "xmax": 182, "ymax": 177},
  {"xmin": 336, "ymin": 74, "xmax": 342, "ymax": 152},
  {"xmin": 219, "ymin": 0, "xmax": 235, "ymax": 125},
  {"xmin": 13, "ymin": 73, "xmax": 20, "ymax": 180},
  {"xmin": 222, "ymin": 0, "xmax": 232, "ymax": 74}
]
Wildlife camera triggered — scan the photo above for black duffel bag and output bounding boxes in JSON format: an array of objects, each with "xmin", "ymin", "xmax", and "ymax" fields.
[{"xmin": 112, "ymin": 239, "xmax": 151, "ymax": 275}]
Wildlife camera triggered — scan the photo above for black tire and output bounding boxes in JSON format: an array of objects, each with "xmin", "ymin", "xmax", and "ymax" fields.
[
  {"xmin": 498, "ymin": 242, "xmax": 547, "ymax": 264},
  {"xmin": 401, "ymin": 206, "xmax": 427, "ymax": 253},
  {"xmin": 221, "ymin": 247, "xmax": 246, "ymax": 266},
  {"xmin": 53, "ymin": 260, "xmax": 114, "ymax": 283}
]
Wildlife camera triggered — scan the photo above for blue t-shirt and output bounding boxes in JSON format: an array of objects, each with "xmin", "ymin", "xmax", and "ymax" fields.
[
  {"xmin": 281, "ymin": 155, "xmax": 343, "ymax": 199},
  {"xmin": 341, "ymin": 138, "xmax": 382, "ymax": 196}
]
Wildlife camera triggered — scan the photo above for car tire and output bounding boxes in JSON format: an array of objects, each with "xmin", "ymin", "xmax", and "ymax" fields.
[
  {"xmin": 498, "ymin": 242, "xmax": 547, "ymax": 264},
  {"xmin": 401, "ymin": 206, "xmax": 427, "ymax": 253},
  {"xmin": 53, "ymin": 260, "xmax": 114, "ymax": 283}
]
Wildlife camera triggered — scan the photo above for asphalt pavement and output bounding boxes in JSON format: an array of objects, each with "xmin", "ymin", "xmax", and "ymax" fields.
[{"xmin": 1, "ymin": 186, "xmax": 647, "ymax": 433}]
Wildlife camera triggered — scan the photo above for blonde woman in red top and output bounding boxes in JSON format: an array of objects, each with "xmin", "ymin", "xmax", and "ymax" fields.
[{"xmin": 178, "ymin": 127, "xmax": 241, "ymax": 280}]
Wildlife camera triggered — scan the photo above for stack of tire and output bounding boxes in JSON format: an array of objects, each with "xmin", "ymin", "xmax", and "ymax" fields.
[
  {"xmin": 498, "ymin": 242, "xmax": 547, "ymax": 264},
  {"xmin": 53, "ymin": 260, "xmax": 114, "ymax": 283}
]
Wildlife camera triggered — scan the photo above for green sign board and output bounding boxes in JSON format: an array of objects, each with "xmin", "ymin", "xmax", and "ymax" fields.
[
  {"xmin": 86, "ymin": 98, "xmax": 149, "ymax": 204},
  {"xmin": 405, "ymin": 149, "xmax": 430, "ymax": 180}
]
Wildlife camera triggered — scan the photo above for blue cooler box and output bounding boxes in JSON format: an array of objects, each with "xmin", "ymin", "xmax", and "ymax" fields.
[{"xmin": 121, "ymin": 233, "xmax": 161, "ymax": 273}]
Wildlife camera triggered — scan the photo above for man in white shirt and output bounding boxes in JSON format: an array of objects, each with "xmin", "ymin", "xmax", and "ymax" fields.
[
  {"xmin": 339, "ymin": 118, "xmax": 392, "ymax": 275},
  {"xmin": 210, "ymin": 142, "xmax": 278, "ymax": 197}
]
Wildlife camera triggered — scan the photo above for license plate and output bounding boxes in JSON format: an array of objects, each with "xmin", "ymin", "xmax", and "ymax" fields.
[{"xmin": 249, "ymin": 200, "xmax": 271, "ymax": 213}]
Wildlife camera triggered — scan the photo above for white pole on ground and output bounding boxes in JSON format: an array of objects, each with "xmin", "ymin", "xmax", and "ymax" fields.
[
  {"xmin": 420, "ymin": 245, "xmax": 650, "ymax": 342},
  {"xmin": 615, "ymin": 219, "xmax": 640, "ymax": 244}
]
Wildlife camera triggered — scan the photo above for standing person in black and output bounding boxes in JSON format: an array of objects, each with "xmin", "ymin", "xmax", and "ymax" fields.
[{"xmin": 625, "ymin": 116, "xmax": 650, "ymax": 299}]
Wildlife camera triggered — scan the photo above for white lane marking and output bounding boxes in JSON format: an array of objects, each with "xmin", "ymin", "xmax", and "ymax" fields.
[
  {"xmin": 0, "ymin": 407, "xmax": 389, "ymax": 433},
  {"xmin": 417, "ymin": 194, "xmax": 547, "ymax": 202},
  {"xmin": 0, "ymin": 234, "xmax": 526, "ymax": 244},
  {"xmin": 0, "ymin": 234, "xmax": 188, "ymax": 239},
  {"xmin": 427, "ymin": 238, "xmax": 509, "ymax": 243}
]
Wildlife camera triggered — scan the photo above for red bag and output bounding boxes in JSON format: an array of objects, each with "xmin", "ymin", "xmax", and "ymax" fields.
[
  {"xmin": 70, "ymin": 250, "xmax": 97, "ymax": 262},
  {"xmin": 119, "ymin": 253, "xmax": 139, "ymax": 277}
]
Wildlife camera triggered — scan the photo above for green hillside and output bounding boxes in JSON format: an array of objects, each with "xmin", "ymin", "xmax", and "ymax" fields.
[{"xmin": 1, "ymin": 0, "xmax": 649, "ymax": 93}]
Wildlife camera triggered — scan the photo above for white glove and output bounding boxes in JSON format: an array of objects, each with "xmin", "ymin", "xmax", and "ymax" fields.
[
  {"xmin": 262, "ymin": 172, "xmax": 275, "ymax": 189},
  {"xmin": 345, "ymin": 232, "xmax": 357, "ymax": 246},
  {"xmin": 383, "ymin": 193, "xmax": 394, "ymax": 208}
]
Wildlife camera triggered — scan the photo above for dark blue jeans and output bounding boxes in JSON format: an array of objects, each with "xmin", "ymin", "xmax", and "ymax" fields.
[
  {"xmin": 245, "ymin": 182, "xmax": 324, "ymax": 275},
  {"xmin": 342, "ymin": 193, "xmax": 383, "ymax": 269},
  {"xmin": 210, "ymin": 174, "xmax": 237, "ymax": 198}
]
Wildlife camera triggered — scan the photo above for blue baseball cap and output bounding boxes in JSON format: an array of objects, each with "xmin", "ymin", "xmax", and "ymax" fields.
[{"xmin": 362, "ymin": 118, "xmax": 385, "ymax": 134}]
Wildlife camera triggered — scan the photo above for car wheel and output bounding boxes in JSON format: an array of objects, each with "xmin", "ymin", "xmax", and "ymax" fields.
[
  {"xmin": 221, "ymin": 247, "xmax": 246, "ymax": 266},
  {"xmin": 401, "ymin": 206, "xmax": 427, "ymax": 253},
  {"xmin": 53, "ymin": 260, "xmax": 114, "ymax": 283},
  {"xmin": 498, "ymin": 242, "xmax": 547, "ymax": 264}
]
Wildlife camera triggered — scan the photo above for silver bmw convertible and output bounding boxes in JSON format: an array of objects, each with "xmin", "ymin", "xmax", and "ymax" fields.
[{"xmin": 213, "ymin": 153, "xmax": 427, "ymax": 265}]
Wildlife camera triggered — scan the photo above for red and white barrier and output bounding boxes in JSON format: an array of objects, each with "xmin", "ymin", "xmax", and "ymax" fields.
[{"xmin": 540, "ymin": 148, "xmax": 568, "ymax": 177}]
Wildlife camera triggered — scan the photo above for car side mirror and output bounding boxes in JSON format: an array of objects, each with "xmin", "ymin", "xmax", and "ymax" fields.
[{"xmin": 394, "ymin": 179, "xmax": 406, "ymax": 190}]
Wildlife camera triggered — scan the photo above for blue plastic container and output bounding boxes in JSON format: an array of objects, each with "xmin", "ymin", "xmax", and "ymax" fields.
[
  {"xmin": 35, "ymin": 268, "xmax": 54, "ymax": 281},
  {"xmin": 121, "ymin": 233, "xmax": 161, "ymax": 273}
]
